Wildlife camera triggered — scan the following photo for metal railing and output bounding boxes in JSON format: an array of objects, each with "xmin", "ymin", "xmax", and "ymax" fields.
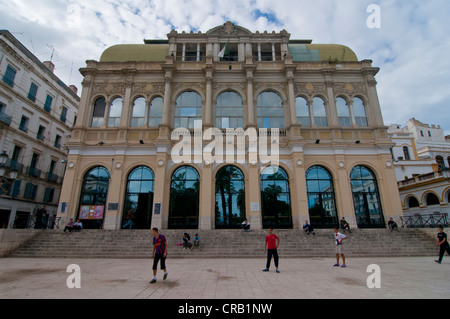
[
  {"xmin": 400, "ymin": 213, "xmax": 448, "ymax": 228},
  {"xmin": 10, "ymin": 215, "xmax": 61, "ymax": 230}
]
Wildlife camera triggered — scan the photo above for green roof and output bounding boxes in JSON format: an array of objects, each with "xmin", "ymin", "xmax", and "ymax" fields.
[
  {"xmin": 100, "ymin": 44, "xmax": 169, "ymax": 62},
  {"xmin": 99, "ymin": 43, "xmax": 357, "ymax": 63},
  {"xmin": 288, "ymin": 44, "xmax": 358, "ymax": 62}
]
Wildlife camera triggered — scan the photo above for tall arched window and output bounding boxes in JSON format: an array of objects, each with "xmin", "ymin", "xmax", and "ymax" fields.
[
  {"xmin": 436, "ymin": 156, "xmax": 445, "ymax": 170},
  {"xmin": 91, "ymin": 97, "xmax": 106, "ymax": 127},
  {"xmin": 130, "ymin": 97, "xmax": 146, "ymax": 127},
  {"xmin": 353, "ymin": 97, "xmax": 368, "ymax": 127},
  {"xmin": 123, "ymin": 166, "xmax": 155, "ymax": 229},
  {"xmin": 216, "ymin": 91, "xmax": 243, "ymax": 129},
  {"xmin": 336, "ymin": 97, "xmax": 351, "ymax": 127},
  {"xmin": 403, "ymin": 146, "xmax": 411, "ymax": 160},
  {"xmin": 257, "ymin": 91, "xmax": 284, "ymax": 129},
  {"xmin": 306, "ymin": 166, "xmax": 338, "ymax": 228},
  {"xmin": 168, "ymin": 166, "xmax": 200, "ymax": 229},
  {"xmin": 350, "ymin": 166, "xmax": 384, "ymax": 228},
  {"xmin": 174, "ymin": 91, "xmax": 202, "ymax": 129},
  {"xmin": 426, "ymin": 193, "xmax": 440, "ymax": 206},
  {"xmin": 215, "ymin": 165, "xmax": 246, "ymax": 228},
  {"xmin": 295, "ymin": 96, "xmax": 310, "ymax": 127},
  {"xmin": 260, "ymin": 166, "xmax": 292, "ymax": 228},
  {"xmin": 78, "ymin": 166, "xmax": 110, "ymax": 229},
  {"xmin": 407, "ymin": 196, "xmax": 420, "ymax": 208},
  {"xmin": 312, "ymin": 97, "xmax": 327, "ymax": 127},
  {"xmin": 107, "ymin": 97, "xmax": 122, "ymax": 127},
  {"xmin": 148, "ymin": 97, "xmax": 163, "ymax": 127}
]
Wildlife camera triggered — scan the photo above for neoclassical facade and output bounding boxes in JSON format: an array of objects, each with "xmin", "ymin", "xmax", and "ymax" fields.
[{"xmin": 57, "ymin": 22, "xmax": 402, "ymax": 230}]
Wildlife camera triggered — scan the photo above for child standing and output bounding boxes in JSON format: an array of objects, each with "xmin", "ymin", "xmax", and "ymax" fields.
[{"xmin": 333, "ymin": 227, "xmax": 347, "ymax": 268}]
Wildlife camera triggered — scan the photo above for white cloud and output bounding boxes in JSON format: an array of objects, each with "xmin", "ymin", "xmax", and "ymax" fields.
[{"xmin": 1, "ymin": 0, "xmax": 449, "ymax": 134}]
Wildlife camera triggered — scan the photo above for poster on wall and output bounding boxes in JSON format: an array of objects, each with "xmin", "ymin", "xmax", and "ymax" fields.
[{"xmin": 79, "ymin": 205, "xmax": 104, "ymax": 220}]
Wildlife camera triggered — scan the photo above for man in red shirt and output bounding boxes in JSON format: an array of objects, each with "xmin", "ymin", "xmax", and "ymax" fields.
[{"xmin": 263, "ymin": 227, "xmax": 280, "ymax": 273}]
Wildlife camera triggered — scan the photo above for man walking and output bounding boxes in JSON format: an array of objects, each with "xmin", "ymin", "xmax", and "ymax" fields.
[
  {"xmin": 150, "ymin": 227, "xmax": 168, "ymax": 283},
  {"xmin": 263, "ymin": 227, "xmax": 280, "ymax": 273},
  {"xmin": 435, "ymin": 225, "xmax": 450, "ymax": 264},
  {"xmin": 333, "ymin": 227, "xmax": 347, "ymax": 268}
]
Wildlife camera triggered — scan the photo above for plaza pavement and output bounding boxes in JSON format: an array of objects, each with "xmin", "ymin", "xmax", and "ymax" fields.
[{"xmin": 0, "ymin": 256, "xmax": 449, "ymax": 300}]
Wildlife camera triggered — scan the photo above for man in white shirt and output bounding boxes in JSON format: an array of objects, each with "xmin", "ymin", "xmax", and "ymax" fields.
[
  {"xmin": 242, "ymin": 219, "xmax": 251, "ymax": 232},
  {"xmin": 333, "ymin": 227, "xmax": 347, "ymax": 268}
]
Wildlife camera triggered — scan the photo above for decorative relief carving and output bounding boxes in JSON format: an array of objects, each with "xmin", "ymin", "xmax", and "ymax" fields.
[
  {"xmin": 333, "ymin": 82, "xmax": 367, "ymax": 96},
  {"xmin": 294, "ymin": 82, "xmax": 327, "ymax": 96},
  {"xmin": 131, "ymin": 82, "xmax": 165, "ymax": 95},
  {"xmin": 92, "ymin": 82, "xmax": 126, "ymax": 96}
]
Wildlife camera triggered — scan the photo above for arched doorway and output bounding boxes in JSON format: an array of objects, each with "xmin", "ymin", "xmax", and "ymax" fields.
[
  {"xmin": 168, "ymin": 166, "xmax": 200, "ymax": 229},
  {"xmin": 306, "ymin": 166, "xmax": 338, "ymax": 228},
  {"xmin": 122, "ymin": 166, "xmax": 154, "ymax": 229},
  {"xmin": 260, "ymin": 166, "xmax": 292, "ymax": 229},
  {"xmin": 215, "ymin": 165, "xmax": 246, "ymax": 229},
  {"xmin": 78, "ymin": 166, "xmax": 110, "ymax": 229},
  {"xmin": 350, "ymin": 165, "xmax": 385, "ymax": 228}
]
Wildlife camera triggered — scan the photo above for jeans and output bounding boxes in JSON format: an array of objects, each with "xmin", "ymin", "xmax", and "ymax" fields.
[{"xmin": 266, "ymin": 249, "xmax": 279, "ymax": 269}]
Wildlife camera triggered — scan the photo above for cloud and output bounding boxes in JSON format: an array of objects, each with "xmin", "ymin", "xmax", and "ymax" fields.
[{"xmin": 1, "ymin": 0, "xmax": 449, "ymax": 134}]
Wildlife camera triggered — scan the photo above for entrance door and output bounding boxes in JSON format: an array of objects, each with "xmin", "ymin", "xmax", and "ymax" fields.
[
  {"xmin": 123, "ymin": 166, "xmax": 155, "ymax": 229},
  {"xmin": 350, "ymin": 166, "xmax": 385, "ymax": 228}
]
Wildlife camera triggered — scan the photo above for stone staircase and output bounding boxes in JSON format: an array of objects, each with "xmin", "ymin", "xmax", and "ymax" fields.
[{"xmin": 5, "ymin": 228, "xmax": 439, "ymax": 259}]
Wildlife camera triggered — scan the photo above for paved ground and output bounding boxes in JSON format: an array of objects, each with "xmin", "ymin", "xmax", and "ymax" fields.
[{"xmin": 0, "ymin": 256, "xmax": 448, "ymax": 299}]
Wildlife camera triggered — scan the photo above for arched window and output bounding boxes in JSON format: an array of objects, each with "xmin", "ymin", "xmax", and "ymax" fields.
[
  {"xmin": 107, "ymin": 98, "xmax": 122, "ymax": 127},
  {"xmin": 174, "ymin": 91, "xmax": 202, "ymax": 129},
  {"xmin": 168, "ymin": 166, "xmax": 200, "ymax": 229},
  {"xmin": 216, "ymin": 91, "xmax": 243, "ymax": 129},
  {"xmin": 78, "ymin": 166, "xmax": 110, "ymax": 229},
  {"xmin": 130, "ymin": 97, "xmax": 146, "ymax": 127},
  {"xmin": 295, "ymin": 97, "xmax": 310, "ymax": 127},
  {"xmin": 306, "ymin": 166, "xmax": 338, "ymax": 228},
  {"xmin": 148, "ymin": 97, "xmax": 163, "ymax": 127},
  {"xmin": 336, "ymin": 97, "xmax": 351, "ymax": 127},
  {"xmin": 91, "ymin": 97, "xmax": 106, "ymax": 127},
  {"xmin": 257, "ymin": 91, "xmax": 284, "ymax": 129},
  {"xmin": 353, "ymin": 97, "xmax": 368, "ymax": 127},
  {"xmin": 122, "ymin": 166, "xmax": 155, "ymax": 229},
  {"xmin": 436, "ymin": 156, "xmax": 445, "ymax": 170},
  {"xmin": 312, "ymin": 97, "xmax": 327, "ymax": 127},
  {"xmin": 215, "ymin": 165, "xmax": 246, "ymax": 228},
  {"xmin": 260, "ymin": 166, "xmax": 292, "ymax": 228},
  {"xmin": 350, "ymin": 166, "xmax": 385, "ymax": 228},
  {"xmin": 426, "ymin": 193, "xmax": 440, "ymax": 206},
  {"xmin": 408, "ymin": 196, "xmax": 420, "ymax": 208},
  {"xmin": 403, "ymin": 146, "xmax": 411, "ymax": 160}
]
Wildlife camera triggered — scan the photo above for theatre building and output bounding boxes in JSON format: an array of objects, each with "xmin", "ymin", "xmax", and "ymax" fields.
[{"xmin": 57, "ymin": 22, "xmax": 402, "ymax": 230}]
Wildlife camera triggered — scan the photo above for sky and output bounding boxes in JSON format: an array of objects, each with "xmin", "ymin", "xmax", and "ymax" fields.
[{"xmin": 1, "ymin": 0, "xmax": 450, "ymax": 134}]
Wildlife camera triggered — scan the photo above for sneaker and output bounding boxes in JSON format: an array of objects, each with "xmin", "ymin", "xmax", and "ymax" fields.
[
  {"xmin": 341, "ymin": 264, "xmax": 346, "ymax": 268},
  {"xmin": 262, "ymin": 268, "xmax": 269, "ymax": 272},
  {"xmin": 163, "ymin": 273, "xmax": 168, "ymax": 280},
  {"xmin": 333, "ymin": 264, "xmax": 339, "ymax": 267},
  {"xmin": 149, "ymin": 279, "xmax": 157, "ymax": 284},
  {"xmin": 276, "ymin": 270, "xmax": 280, "ymax": 273},
  {"xmin": 435, "ymin": 260, "xmax": 441, "ymax": 264}
]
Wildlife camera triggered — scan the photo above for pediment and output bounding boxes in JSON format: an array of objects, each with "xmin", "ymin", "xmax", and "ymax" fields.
[{"xmin": 206, "ymin": 21, "xmax": 253, "ymax": 36}]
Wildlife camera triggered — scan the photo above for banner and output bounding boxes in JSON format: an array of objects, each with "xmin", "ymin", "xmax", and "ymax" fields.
[{"xmin": 79, "ymin": 205, "xmax": 104, "ymax": 220}]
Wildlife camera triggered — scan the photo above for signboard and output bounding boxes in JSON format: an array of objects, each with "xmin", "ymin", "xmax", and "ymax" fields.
[
  {"xmin": 79, "ymin": 205, "xmax": 104, "ymax": 220},
  {"xmin": 250, "ymin": 202, "xmax": 259, "ymax": 212},
  {"xmin": 153, "ymin": 203, "xmax": 161, "ymax": 215}
]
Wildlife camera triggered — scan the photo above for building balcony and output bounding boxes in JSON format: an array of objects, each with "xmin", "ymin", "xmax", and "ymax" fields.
[
  {"xmin": 0, "ymin": 112, "xmax": 12, "ymax": 126},
  {"xmin": 26, "ymin": 166, "xmax": 41, "ymax": 178},
  {"xmin": 398, "ymin": 169, "xmax": 450, "ymax": 188},
  {"xmin": 46, "ymin": 172, "xmax": 61, "ymax": 183},
  {"xmin": 0, "ymin": 159, "xmax": 24, "ymax": 173}
]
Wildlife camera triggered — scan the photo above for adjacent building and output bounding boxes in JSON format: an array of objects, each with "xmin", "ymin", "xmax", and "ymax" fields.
[
  {"xmin": 388, "ymin": 119, "xmax": 450, "ymax": 225},
  {"xmin": 0, "ymin": 30, "xmax": 80, "ymax": 229},
  {"xmin": 58, "ymin": 22, "xmax": 402, "ymax": 231}
]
